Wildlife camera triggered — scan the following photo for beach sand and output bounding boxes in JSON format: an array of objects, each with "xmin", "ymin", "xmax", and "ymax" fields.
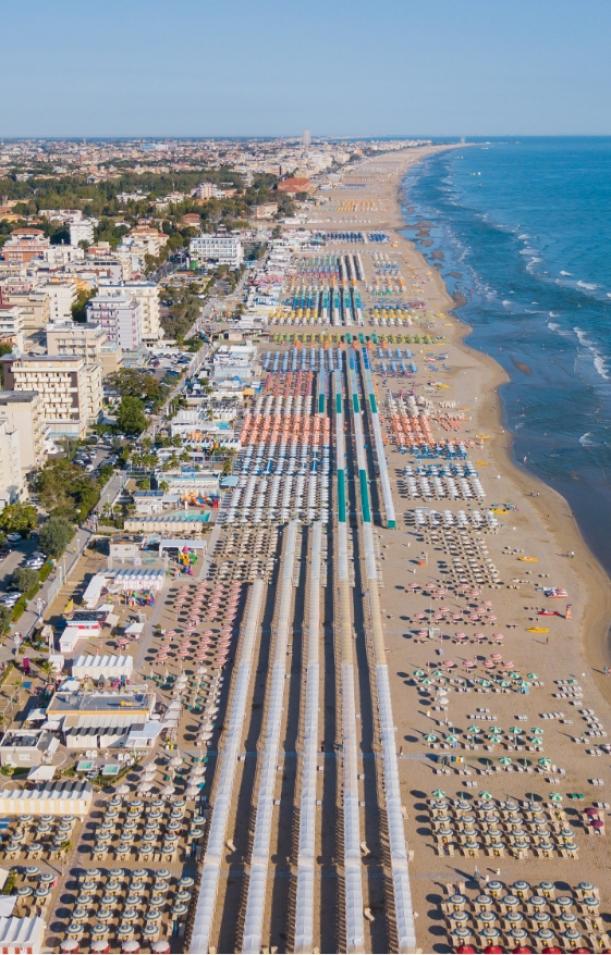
[{"xmin": 325, "ymin": 145, "xmax": 611, "ymax": 950}]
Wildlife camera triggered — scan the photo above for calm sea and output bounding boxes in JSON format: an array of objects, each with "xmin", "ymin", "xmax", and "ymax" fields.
[{"xmin": 401, "ymin": 137, "xmax": 611, "ymax": 575}]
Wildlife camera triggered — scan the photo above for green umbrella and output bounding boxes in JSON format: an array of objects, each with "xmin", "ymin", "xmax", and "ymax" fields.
[
  {"xmin": 467, "ymin": 725, "xmax": 481, "ymax": 736},
  {"xmin": 527, "ymin": 673, "xmax": 539, "ymax": 680},
  {"xmin": 530, "ymin": 726, "xmax": 544, "ymax": 736},
  {"xmin": 538, "ymin": 757, "xmax": 552, "ymax": 768},
  {"xmin": 549, "ymin": 792, "xmax": 563, "ymax": 803},
  {"xmin": 509, "ymin": 726, "xmax": 524, "ymax": 735},
  {"xmin": 480, "ymin": 791, "xmax": 493, "ymax": 800},
  {"xmin": 414, "ymin": 669, "xmax": 425, "ymax": 678},
  {"xmin": 446, "ymin": 734, "xmax": 459, "ymax": 746},
  {"xmin": 499, "ymin": 756, "xmax": 513, "ymax": 766},
  {"xmin": 500, "ymin": 680, "xmax": 511, "ymax": 689},
  {"xmin": 432, "ymin": 788, "xmax": 446, "ymax": 798},
  {"xmin": 425, "ymin": 733, "xmax": 438, "ymax": 744}
]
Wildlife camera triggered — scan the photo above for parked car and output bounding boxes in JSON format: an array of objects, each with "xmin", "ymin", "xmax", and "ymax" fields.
[{"xmin": 0, "ymin": 592, "xmax": 21, "ymax": 607}]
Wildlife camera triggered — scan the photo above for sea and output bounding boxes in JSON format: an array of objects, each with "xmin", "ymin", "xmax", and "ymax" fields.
[{"xmin": 400, "ymin": 137, "xmax": 611, "ymax": 576}]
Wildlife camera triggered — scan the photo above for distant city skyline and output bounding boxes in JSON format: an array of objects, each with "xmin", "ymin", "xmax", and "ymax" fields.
[{"xmin": 2, "ymin": 0, "xmax": 611, "ymax": 137}]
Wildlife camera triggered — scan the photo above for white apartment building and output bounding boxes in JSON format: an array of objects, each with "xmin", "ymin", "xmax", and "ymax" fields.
[
  {"xmin": 189, "ymin": 235, "xmax": 244, "ymax": 269},
  {"xmin": 69, "ymin": 218, "xmax": 97, "ymax": 247},
  {"xmin": 0, "ymin": 391, "xmax": 47, "ymax": 474},
  {"xmin": 0, "ymin": 415, "xmax": 22, "ymax": 507},
  {"xmin": 86, "ymin": 289, "xmax": 142, "ymax": 352},
  {"xmin": 43, "ymin": 281, "xmax": 77, "ymax": 323},
  {"xmin": 0, "ymin": 305, "xmax": 25, "ymax": 352},
  {"xmin": 1, "ymin": 355, "xmax": 102, "ymax": 438},
  {"xmin": 99, "ymin": 282, "xmax": 160, "ymax": 341}
]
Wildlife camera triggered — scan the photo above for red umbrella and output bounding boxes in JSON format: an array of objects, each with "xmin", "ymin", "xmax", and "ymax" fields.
[
  {"xmin": 454, "ymin": 948, "xmax": 476, "ymax": 954},
  {"xmin": 484, "ymin": 948, "xmax": 504, "ymax": 954},
  {"xmin": 542, "ymin": 949, "xmax": 563, "ymax": 954},
  {"xmin": 513, "ymin": 949, "xmax": 532, "ymax": 954}
]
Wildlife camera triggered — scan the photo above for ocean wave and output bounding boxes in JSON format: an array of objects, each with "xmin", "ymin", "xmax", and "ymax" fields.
[
  {"xmin": 559, "ymin": 270, "xmax": 572, "ymax": 276},
  {"xmin": 573, "ymin": 326, "xmax": 610, "ymax": 381},
  {"xmin": 576, "ymin": 280, "xmax": 599, "ymax": 291},
  {"xmin": 579, "ymin": 432, "xmax": 597, "ymax": 448}
]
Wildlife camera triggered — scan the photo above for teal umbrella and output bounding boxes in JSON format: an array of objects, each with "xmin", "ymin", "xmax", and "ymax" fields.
[
  {"xmin": 538, "ymin": 757, "xmax": 552, "ymax": 768},
  {"xmin": 499, "ymin": 756, "xmax": 513, "ymax": 766}
]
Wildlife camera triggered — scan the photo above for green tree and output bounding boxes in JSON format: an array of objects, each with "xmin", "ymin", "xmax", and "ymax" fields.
[
  {"xmin": 0, "ymin": 607, "xmax": 11, "ymax": 636},
  {"xmin": 0, "ymin": 503, "xmax": 38, "ymax": 536},
  {"xmin": 72, "ymin": 287, "xmax": 96, "ymax": 323},
  {"xmin": 39, "ymin": 517, "xmax": 73, "ymax": 558},
  {"xmin": 117, "ymin": 396, "xmax": 147, "ymax": 435},
  {"xmin": 12, "ymin": 567, "xmax": 39, "ymax": 595}
]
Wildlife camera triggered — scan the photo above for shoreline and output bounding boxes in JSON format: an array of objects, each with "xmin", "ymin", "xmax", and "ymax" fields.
[{"xmin": 382, "ymin": 144, "xmax": 611, "ymax": 701}]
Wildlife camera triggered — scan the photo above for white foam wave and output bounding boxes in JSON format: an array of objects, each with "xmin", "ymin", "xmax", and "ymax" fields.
[
  {"xmin": 573, "ymin": 326, "xmax": 611, "ymax": 381},
  {"xmin": 559, "ymin": 270, "xmax": 572, "ymax": 276},
  {"xmin": 576, "ymin": 280, "xmax": 598, "ymax": 291},
  {"xmin": 579, "ymin": 432, "xmax": 597, "ymax": 448}
]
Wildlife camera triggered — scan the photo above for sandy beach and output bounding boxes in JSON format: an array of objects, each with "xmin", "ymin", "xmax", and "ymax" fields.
[{"xmin": 321, "ymin": 145, "xmax": 611, "ymax": 951}]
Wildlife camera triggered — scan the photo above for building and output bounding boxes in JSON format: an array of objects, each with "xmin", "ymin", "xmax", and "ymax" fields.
[
  {"xmin": 0, "ymin": 287, "xmax": 50, "ymax": 335},
  {"xmin": 87, "ymin": 289, "xmax": 143, "ymax": 351},
  {"xmin": 0, "ymin": 391, "xmax": 46, "ymax": 473},
  {"xmin": 0, "ymin": 416, "xmax": 22, "ymax": 507},
  {"xmin": 69, "ymin": 218, "xmax": 97, "ymax": 247},
  {"xmin": 255, "ymin": 202, "xmax": 279, "ymax": 220},
  {"xmin": 99, "ymin": 281, "xmax": 160, "ymax": 341},
  {"xmin": 1, "ymin": 354, "xmax": 102, "ymax": 438},
  {"xmin": 0, "ymin": 730, "xmax": 59, "ymax": 769},
  {"xmin": 46, "ymin": 320, "xmax": 121, "ymax": 376},
  {"xmin": 277, "ymin": 176, "xmax": 315, "ymax": 195},
  {"xmin": 43, "ymin": 280, "xmax": 77, "ymax": 322},
  {"xmin": 1, "ymin": 228, "xmax": 49, "ymax": 265},
  {"xmin": 189, "ymin": 235, "xmax": 244, "ymax": 269},
  {"xmin": 212, "ymin": 342, "xmax": 257, "ymax": 383},
  {"xmin": 0, "ymin": 305, "xmax": 24, "ymax": 352}
]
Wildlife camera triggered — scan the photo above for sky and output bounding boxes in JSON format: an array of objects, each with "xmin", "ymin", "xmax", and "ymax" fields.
[{"xmin": 2, "ymin": 0, "xmax": 611, "ymax": 137}]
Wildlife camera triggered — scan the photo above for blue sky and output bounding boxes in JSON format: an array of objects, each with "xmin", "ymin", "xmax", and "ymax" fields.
[{"xmin": 2, "ymin": 0, "xmax": 611, "ymax": 137}]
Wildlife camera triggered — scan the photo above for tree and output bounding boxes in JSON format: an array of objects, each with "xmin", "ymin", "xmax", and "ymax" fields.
[
  {"xmin": 72, "ymin": 287, "xmax": 96, "ymax": 323},
  {"xmin": 117, "ymin": 396, "xmax": 147, "ymax": 435},
  {"xmin": 0, "ymin": 503, "xmax": 38, "ymax": 536},
  {"xmin": 0, "ymin": 607, "xmax": 11, "ymax": 636},
  {"xmin": 39, "ymin": 517, "xmax": 73, "ymax": 558},
  {"xmin": 12, "ymin": 567, "xmax": 39, "ymax": 595}
]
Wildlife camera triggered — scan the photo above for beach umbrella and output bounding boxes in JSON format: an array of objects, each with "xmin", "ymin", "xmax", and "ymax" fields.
[
  {"xmin": 538, "ymin": 757, "xmax": 552, "ymax": 768},
  {"xmin": 499, "ymin": 756, "xmax": 512, "ymax": 767},
  {"xmin": 432, "ymin": 788, "xmax": 446, "ymax": 798}
]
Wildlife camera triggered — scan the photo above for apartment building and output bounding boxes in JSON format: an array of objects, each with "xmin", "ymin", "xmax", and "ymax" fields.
[
  {"xmin": 0, "ymin": 304, "xmax": 25, "ymax": 352},
  {"xmin": 1, "ymin": 355, "xmax": 102, "ymax": 438},
  {"xmin": 69, "ymin": 218, "xmax": 97, "ymax": 247},
  {"xmin": 0, "ymin": 286, "xmax": 50, "ymax": 334},
  {"xmin": 43, "ymin": 281, "xmax": 77, "ymax": 323},
  {"xmin": 0, "ymin": 391, "xmax": 47, "ymax": 473},
  {"xmin": 189, "ymin": 235, "xmax": 244, "ymax": 269},
  {"xmin": 86, "ymin": 289, "xmax": 142, "ymax": 352},
  {"xmin": 0, "ymin": 415, "xmax": 22, "ymax": 507},
  {"xmin": 99, "ymin": 281, "xmax": 160, "ymax": 341},
  {"xmin": 46, "ymin": 320, "xmax": 121, "ymax": 376},
  {"xmin": 1, "ymin": 228, "xmax": 50, "ymax": 265}
]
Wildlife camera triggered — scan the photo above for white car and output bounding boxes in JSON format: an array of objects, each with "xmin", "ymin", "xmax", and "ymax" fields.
[{"xmin": 0, "ymin": 592, "xmax": 21, "ymax": 607}]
